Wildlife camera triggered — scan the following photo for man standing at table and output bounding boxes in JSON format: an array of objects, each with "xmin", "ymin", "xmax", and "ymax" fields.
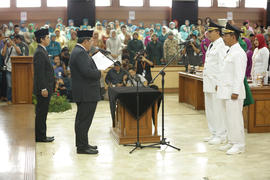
[
  {"xmin": 70, "ymin": 30, "xmax": 101, "ymax": 154},
  {"xmin": 217, "ymin": 23, "xmax": 247, "ymax": 155},
  {"xmin": 203, "ymin": 21, "xmax": 228, "ymax": 145},
  {"xmin": 33, "ymin": 29, "xmax": 55, "ymax": 142}
]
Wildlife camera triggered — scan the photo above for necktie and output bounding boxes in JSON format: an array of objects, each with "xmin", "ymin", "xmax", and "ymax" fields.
[{"xmin": 226, "ymin": 49, "xmax": 230, "ymax": 54}]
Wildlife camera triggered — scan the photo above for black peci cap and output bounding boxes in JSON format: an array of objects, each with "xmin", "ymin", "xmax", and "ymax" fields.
[
  {"xmin": 34, "ymin": 28, "xmax": 49, "ymax": 38},
  {"xmin": 207, "ymin": 21, "xmax": 224, "ymax": 32},
  {"xmin": 77, "ymin": 30, "xmax": 93, "ymax": 38},
  {"xmin": 223, "ymin": 22, "xmax": 243, "ymax": 34}
]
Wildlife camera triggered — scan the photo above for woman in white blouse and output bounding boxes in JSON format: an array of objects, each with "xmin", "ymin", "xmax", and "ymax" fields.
[
  {"xmin": 106, "ymin": 29, "xmax": 122, "ymax": 62},
  {"xmin": 251, "ymin": 34, "xmax": 269, "ymax": 83}
]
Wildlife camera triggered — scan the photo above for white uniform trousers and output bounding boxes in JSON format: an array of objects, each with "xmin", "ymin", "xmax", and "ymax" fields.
[
  {"xmin": 204, "ymin": 92, "xmax": 226, "ymax": 138},
  {"xmin": 222, "ymin": 99, "xmax": 245, "ymax": 145}
]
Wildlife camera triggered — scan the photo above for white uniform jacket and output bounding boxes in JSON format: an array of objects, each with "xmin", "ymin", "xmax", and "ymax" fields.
[
  {"xmin": 203, "ymin": 37, "xmax": 228, "ymax": 93},
  {"xmin": 217, "ymin": 43, "xmax": 247, "ymax": 100},
  {"xmin": 251, "ymin": 47, "xmax": 269, "ymax": 77}
]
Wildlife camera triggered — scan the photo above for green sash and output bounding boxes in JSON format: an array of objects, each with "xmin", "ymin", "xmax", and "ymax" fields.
[{"xmin": 243, "ymin": 77, "xmax": 254, "ymax": 106}]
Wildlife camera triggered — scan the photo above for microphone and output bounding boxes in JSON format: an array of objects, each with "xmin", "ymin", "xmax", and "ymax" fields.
[
  {"xmin": 135, "ymin": 74, "xmax": 146, "ymax": 87},
  {"xmin": 96, "ymin": 47, "xmax": 111, "ymax": 54}
]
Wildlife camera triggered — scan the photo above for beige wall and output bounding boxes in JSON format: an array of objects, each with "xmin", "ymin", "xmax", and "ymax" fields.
[{"xmin": 0, "ymin": 0, "xmax": 266, "ymax": 28}]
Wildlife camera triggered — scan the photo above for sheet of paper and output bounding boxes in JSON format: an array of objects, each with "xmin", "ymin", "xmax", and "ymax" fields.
[{"xmin": 92, "ymin": 51, "xmax": 114, "ymax": 70}]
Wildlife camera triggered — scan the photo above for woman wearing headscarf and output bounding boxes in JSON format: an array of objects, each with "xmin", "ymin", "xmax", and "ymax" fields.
[
  {"xmin": 102, "ymin": 20, "xmax": 108, "ymax": 29},
  {"xmin": 184, "ymin": 20, "xmax": 191, "ymax": 35},
  {"xmin": 144, "ymin": 28, "xmax": 151, "ymax": 47},
  {"xmin": 243, "ymin": 37, "xmax": 253, "ymax": 78},
  {"xmin": 46, "ymin": 33, "xmax": 61, "ymax": 62},
  {"xmin": 159, "ymin": 26, "xmax": 168, "ymax": 46},
  {"xmin": 24, "ymin": 23, "xmax": 35, "ymax": 45},
  {"xmin": 190, "ymin": 24, "xmax": 199, "ymax": 37},
  {"xmin": 179, "ymin": 25, "xmax": 189, "ymax": 42},
  {"xmin": 126, "ymin": 19, "xmax": 133, "ymax": 33},
  {"xmin": 251, "ymin": 34, "xmax": 269, "ymax": 83},
  {"xmin": 92, "ymin": 31, "xmax": 105, "ymax": 51},
  {"xmin": 102, "ymin": 25, "xmax": 111, "ymax": 47},
  {"xmin": 95, "ymin": 21, "xmax": 104, "ymax": 40},
  {"xmin": 155, "ymin": 23, "xmax": 162, "ymax": 37},
  {"xmin": 106, "ymin": 30, "xmax": 122, "ymax": 62},
  {"xmin": 138, "ymin": 22, "xmax": 145, "ymax": 30},
  {"xmin": 115, "ymin": 20, "xmax": 121, "ymax": 35},
  {"xmin": 169, "ymin": 22, "xmax": 178, "ymax": 36}
]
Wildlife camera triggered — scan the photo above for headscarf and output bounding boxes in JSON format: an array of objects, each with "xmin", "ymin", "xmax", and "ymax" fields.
[
  {"xmin": 131, "ymin": 25, "xmax": 138, "ymax": 33},
  {"xmin": 255, "ymin": 34, "xmax": 267, "ymax": 49},
  {"xmin": 102, "ymin": 20, "xmax": 107, "ymax": 27},
  {"xmin": 50, "ymin": 33, "xmax": 56, "ymax": 40},
  {"xmin": 180, "ymin": 25, "xmax": 189, "ymax": 41},
  {"xmin": 162, "ymin": 26, "xmax": 168, "ymax": 36},
  {"xmin": 190, "ymin": 24, "xmax": 199, "ymax": 37},
  {"xmin": 144, "ymin": 28, "xmax": 150, "ymax": 38},
  {"xmin": 238, "ymin": 37, "xmax": 247, "ymax": 52},
  {"xmin": 155, "ymin": 23, "xmax": 162, "ymax": 37},
  {"xmin": 28, "ymin": 23, "xmax": 34, "ymax": 33},
  {"xmin": 169, "ymin": 22, "xmax": 175, "ymax": 29},
  {"xmin": 110, "ymin": 29, "xmax": 117, "ymax": 39},
  {"xmin": 139, "ymin": 22, "xmax": 144, "ymax": 30}
]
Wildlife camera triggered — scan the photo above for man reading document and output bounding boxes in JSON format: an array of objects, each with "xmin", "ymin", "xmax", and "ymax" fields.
[{"xmin": 70, "ymin": 30, "xmax": 101, "ymax": 154}]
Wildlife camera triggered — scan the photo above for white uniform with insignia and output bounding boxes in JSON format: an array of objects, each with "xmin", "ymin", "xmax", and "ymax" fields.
[
  {"xmin": 203, "ymin": 37, "xmax": 228, "ymax": 140},
  {"xmin": 217, "ymin": 42, "xmax": 247, "ymax": 146}
]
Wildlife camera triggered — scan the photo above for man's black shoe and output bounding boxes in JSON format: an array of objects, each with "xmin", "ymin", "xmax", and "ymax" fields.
[
  {"xmin": 88, "ymin": 144, "xmax": 98, "ymax": 149},
  {"xmin": 36, "ymin": 136, "xmax": 55, "ymax": 142},
  {"xmin": 77, "ymin": 148, "xmax": 98, "ymax": 154}
]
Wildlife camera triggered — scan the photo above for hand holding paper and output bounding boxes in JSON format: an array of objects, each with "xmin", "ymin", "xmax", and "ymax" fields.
[{"xmin": 92, "ymin": 51, "xmax": 115, "ymax": 70}]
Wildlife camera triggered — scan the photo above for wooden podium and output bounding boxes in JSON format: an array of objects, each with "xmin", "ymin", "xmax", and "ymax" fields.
[
  {"xmin": 111, "ymin": 100, "xmax": 160, "ymax": 144},
  {"xmin": 11, "ymin": 56, "xmax": 33, "ymax": 104}
]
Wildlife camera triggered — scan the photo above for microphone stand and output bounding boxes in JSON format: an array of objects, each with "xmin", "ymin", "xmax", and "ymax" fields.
[
  {"xmin": 148, "ymin": 51, "xmax": 181, "ymax": 151},
  {"xmin": 123, "ymin": 75, "xmax": 160, "ymax": 154},
  {"xmin": 98, "ymin": 51, "xmax": 160, "ymax": 153}
]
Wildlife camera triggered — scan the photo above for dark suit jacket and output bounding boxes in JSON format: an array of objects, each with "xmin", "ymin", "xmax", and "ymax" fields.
[
  {"xmin": 33, "ymin": 45, "xmax": 55, "ymax": 96},
  {"xmin": 70, "ymin": 45, "xmax": 101, "ymax": 102}
]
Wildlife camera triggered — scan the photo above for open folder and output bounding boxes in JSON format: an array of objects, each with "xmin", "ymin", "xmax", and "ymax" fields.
[{"xmin": 92, "ymin": 51, "xmax": 115, "ymax": 70}]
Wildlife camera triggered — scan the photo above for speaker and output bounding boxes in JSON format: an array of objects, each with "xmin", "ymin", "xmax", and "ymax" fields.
[
  {"xmin": 171, "ymin": 0, "xmax": 198, "ymax": 26},
  {"xmin": 67, "ymin": 0, "xmax": 95, "ymax": 27},
  {"xmin": 267, "ymin": 0, "xmax": 270, "ymax": 26}
]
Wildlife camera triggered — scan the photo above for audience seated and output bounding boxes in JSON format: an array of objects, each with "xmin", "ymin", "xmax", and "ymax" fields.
[{"xmin": 1, "ymin": 16, "xmax": 270, "ymax": 102}]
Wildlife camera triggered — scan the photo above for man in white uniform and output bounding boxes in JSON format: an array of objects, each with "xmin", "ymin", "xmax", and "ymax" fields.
[
  {"xmin": 217, "ymin": 23, "xmax": 247, "ymax": 155},
  {"xmin": 203, "ymin": 21, "xmax": 228, "ymax": 145}
]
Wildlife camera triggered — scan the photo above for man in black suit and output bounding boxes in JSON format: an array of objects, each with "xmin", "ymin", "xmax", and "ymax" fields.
[
  {"xmin": 70, "ymin": 30, "xmax": 101, "ymax": 154},
  {"xmin": 33, "ymin": 29, "xmax": 55, "ymax": 143}
]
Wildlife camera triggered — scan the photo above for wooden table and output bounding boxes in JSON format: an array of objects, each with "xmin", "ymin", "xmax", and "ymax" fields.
[
  {"xmin": 244, "ymin": 86, "xmax": 270, "ymax": 133},
  {"xmin": 178, "ymin": 72, "xmax": 270, "ymax": 133},
  {"xmin": 178, "ymin": 72, "xmax": 204, "ymax": 110}
]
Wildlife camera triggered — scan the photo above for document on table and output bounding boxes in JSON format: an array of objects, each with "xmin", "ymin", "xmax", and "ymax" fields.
[{"xmin": 92, "ymin": 51, "xmax": 114, "ymax": 70}]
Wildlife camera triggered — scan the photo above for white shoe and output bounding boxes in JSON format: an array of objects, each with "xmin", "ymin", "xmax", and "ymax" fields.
[
  {"xmin": 219, "ymin": 143, "xmax": 232, "ymax": 151},
  {"xmin": 226, "ymin": 144, "xmax": 245, "ymax": 155},
  {"xmin": 203, "ymin": 135, "xmax": 214, "ymax": 142},
  {"xmin": 208, "ymin": 137, "xmax": 226, "ymax": 145}
]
